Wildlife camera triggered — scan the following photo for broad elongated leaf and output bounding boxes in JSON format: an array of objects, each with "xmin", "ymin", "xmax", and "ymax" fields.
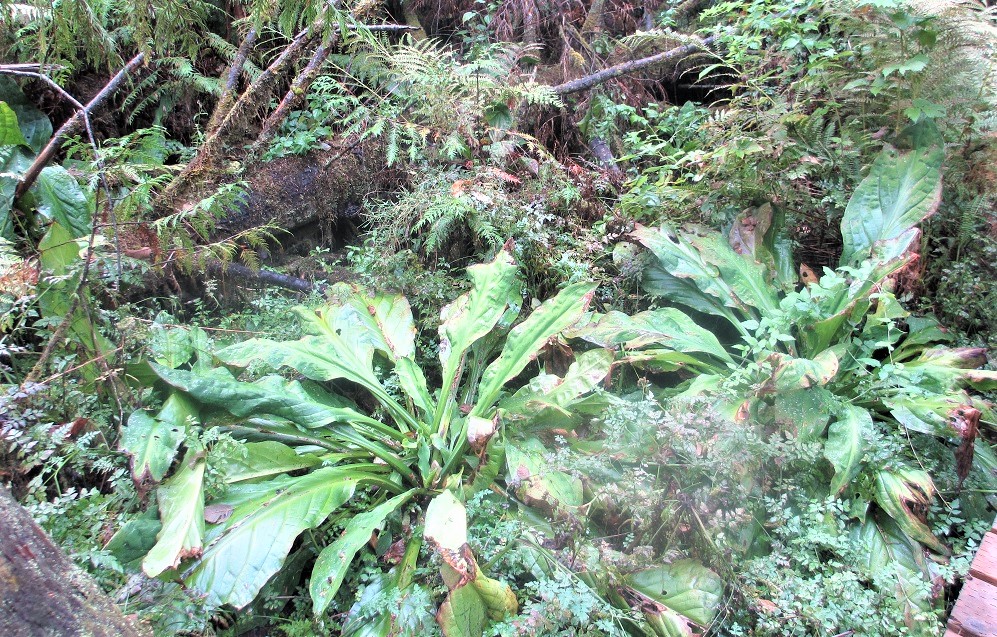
[
  {"xmin": 219, "ymin": 312, "xmax": 418, "ymax": 431},
  {"xmin": 149, "ymin": 320, "xmax": 196, "ymax": 369},
  {"xmin": 505, "ymin": 438, "xmax": 582, "ymax": 513},
  {"xmin": 499, "ymin": 349, "xmax": 613, "ymax": 422},
  {"xmin": 143, "ymin": 452, "xmax": 206, "ymax": 577},
  {"xmin": 321, "ymin": 285, "xmax": 418, "ymax": 360},
  {"xmin": 437, "ymin": 582, "xmax": 488, "ymax": 637},
  {"xmin": 839, "ymin": 143, "xmax": 943, "ymax": 265},
  {"xmin": 310, "ymin": 490, "xmax": 417, "ymax": 615},
  {"xmin": 121, "ymin": 392, "xmax": 196, "ymax": 485},
  {"xmin": 566, "ymin": 308, "xmax": 733, "ymax": 366},
  {"xmin": 220, "ymin": 332, "xmax": 382, "ymax": 390},
  {"xmin": 104, "ymin": 511, "xmax": 163, "ymax": 571},
  {"xmin": 767, "ymin": 350, "xmax": 838, "ymax": 392},
  {"xmin": 183, "ymin": 467, "xmax": 362, "ymax": 608},
  {"xmin": 215, "ymin": 441, "xmax": 322, "ymax": 483},
  {"xmin": 874, "ymin": 468, "xmax": 948, "ymax": 554},
  {"xmin": 473, "ymin": 281, "xmax": 596, "ymax": 415},
  {"xmin": 850, "ymin": 514, "xmax": 937, "ymax": 635},
  {"xmin": 626, "ymin": 559, "xmax": 724, "ymax": 626},
  {"xmin": 825, "ymin": 404, "xmax": 871, "ymax": 494},
  {"xmin": 151, "ymin": 364, "xmax": 383, "ymax": 432},
  {"xmin": 634, "ymin": 225, "xmax": 740, "ymax": 325},
  {"xmin": 0, "ymin": 102, "xmax": 28, "ymax": 147},
  {"xmin": 436, "ymin": 247, "xmax": 522, "ymax": 422},
  {"xmin": 774, "ymin": 387, "xmax": 836, "ymax": 441},
  {"xmin": 0, "ymin": 76, "xmax": 52, "ymax": 152},
  {"xmin": 634, "ymin": 224, "xmax": 779, "ymax": 329},
  {"xmin": 644, "ymin": 607, "xmax": 697, "ymax": 637},
  {"xmin": 424, "ymin": 490, "xmax": 468, "ymax": 552},
  {"xmin": 0, "ymin": 147, "xmax": 32, "ymax": 239},
  {"xmin": 439, "ymin": 247, "xmax": 520, "ymax": 371},
  {"xmin": 153, "ymin": 364, "xmax": 415, "ymax": 479},
  {"xmin": 37, "ymin": 222, "xmax": 111, "ymax": 376},
  {"xmin": 32, "ymin": 165, "xmax": 92, "ymax": 238}
]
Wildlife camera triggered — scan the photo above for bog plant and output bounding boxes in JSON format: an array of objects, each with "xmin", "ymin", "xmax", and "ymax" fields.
[
  {"xmin": 114, "ymin": 244, "xmax": 602, "ymax": 630},
  {"xmin": 569, "ymin": 123, "xmax": 997, "ymax": 631}
]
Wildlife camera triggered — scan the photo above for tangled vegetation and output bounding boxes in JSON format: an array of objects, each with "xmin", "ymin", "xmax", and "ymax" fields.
[{"xmin": 1, "ymin": 0, "xmax": 996, "ymax": 636}]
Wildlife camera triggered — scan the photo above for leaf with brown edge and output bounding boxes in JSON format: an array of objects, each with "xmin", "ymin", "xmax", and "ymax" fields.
[
  {"xmin": 425, "ymin": 491, "xmax": 518, "ymax": 636},
  {"xmin": 874, "ymin": 468, "xmax": 949, "ymax": 554}
]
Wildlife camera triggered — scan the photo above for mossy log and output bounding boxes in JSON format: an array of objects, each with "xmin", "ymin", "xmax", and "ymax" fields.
[
  {"xmin": 0, "ymin": 488, "xmax": 151, "ymax": 637},
  {"xmin": 220, "ymin": 138, "xmax": 395, "ymax": 236}
]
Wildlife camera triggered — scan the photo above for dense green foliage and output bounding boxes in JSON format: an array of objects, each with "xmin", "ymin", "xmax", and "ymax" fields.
[{"xmin": 1, "ymin": 0, "xmax": 997, "ymax": 636}]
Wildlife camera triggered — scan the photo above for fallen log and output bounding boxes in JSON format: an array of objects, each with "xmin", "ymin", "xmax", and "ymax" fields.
[
  {"xmin": 206, "ymin": 261, "xmax": 319, "ymax": 293},
  {"xmin": 0, "ymin": 488, "xmax": 152, "ymax": 637},
  {"xmin": 551, "ymin": 36, "xmax": 716, "ymax": 95}
]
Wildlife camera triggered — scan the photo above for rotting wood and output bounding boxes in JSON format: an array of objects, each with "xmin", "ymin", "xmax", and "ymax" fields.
[{"xmin": 0, "ymin": 488, "xmax": 152, "ymax": 637}]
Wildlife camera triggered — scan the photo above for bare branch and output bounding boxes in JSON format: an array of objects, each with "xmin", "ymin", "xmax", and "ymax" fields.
[
  {"xmin": 551, "ymin": 36, "xmax": 716, "ymax": 95},
  {"xmin": 14, "ymin": 53, "xmax": 145, "ymax": 199},
  {"xmin": 250, "ymin": 34, "xmax": 336, "ymax": 156}
]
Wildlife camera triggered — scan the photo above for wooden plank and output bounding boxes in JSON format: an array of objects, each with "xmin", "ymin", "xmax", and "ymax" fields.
[
  {"xmin": 970, "ymin": 531, "xmax": 997, "ymax": 587},
  {"xmin": 947, "ymin": 630, "xmax": 965, "ymax": 637},
  {"xmin": 948, "ymin": 575, "xmax": 997, "ymax": 637}
]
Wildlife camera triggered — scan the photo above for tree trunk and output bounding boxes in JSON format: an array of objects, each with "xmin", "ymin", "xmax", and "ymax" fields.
[{"xmin": 0, "ymin": 488, "xmax": 152, "ymax": 637}]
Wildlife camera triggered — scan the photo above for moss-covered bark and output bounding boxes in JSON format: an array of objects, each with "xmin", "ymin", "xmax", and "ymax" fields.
[{"xmin": 0, "ymin": 488, "xmax": 151, "ymax": 637}]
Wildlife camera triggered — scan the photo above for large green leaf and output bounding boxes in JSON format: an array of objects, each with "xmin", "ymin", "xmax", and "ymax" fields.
[
  {"xmin": 310, "ymin": 490, "xmax": 417, "ymax": 615},
  {"xmin": 825, "ymin": 404, "xmax": 871, "ymax": 494},
  {"xmin": 149, "ymin": 320, "xmax": 196, "ymax": 369},
  {"xmin": 183, "ymin": 467, "xmax": 362, "ymax": 608},
  {"xmin": 499, "ymin": 349, "xmax": 613, "ymax": 425},
  {"xmin": 472, "ymin": 281, "xmax": 596, "ymax": 415},
  {"xmin": 436, "ymin": 247, "xmax": 522, "ymax": 427},
  {"xmin": 774, "ymin": 387, "xmax": 836, "ymax": 441},
  {"xmin": 319, "ymin": 285, "xmax": 418, "ymax": 359},
  {"xmin": 873, "ymin": 468, "xmax": 948, "ymax": 554},
  {"xmin": 121, "ymin": 392, "xmax": 196, "ymax": 485},
  {"xmin": 32, "ymin": 165, "xmax": 92, "ymax": 238},
  {"xmin": 143, "ymin": 452, "xmax": 206, "ymax": 577},
  {"xmin": 839, "ymin": 143, "xmax": 943, "ymax": 265},
  {"xmin": 151, "ymin": 364, "xmax": 386, "ymax": 433},
  {"xmin": 688, "ymin": 232, "xmax": 780, "ymax": 317},
  {"xmin": 0, "ymin": 102, "xmax": 29, "ymax": 147},
  {"xmin": 215, "ymin": 441, "xmax": 322, "ymax": 483},
  {"xmin": 36, "ymin": 222, "xmax": 112, "ymax": 376},
  {"xmin": 152, "ymin": 364, "xmax": 415, "ymax": 480},
  {"xmin": 566, "ymin": 308, "xmax": 733, "ymax": 367},
  {"xmin": 634, "ymin": 225, "xmax": 740, "ymax": 326},
  {"xmin": 625, "ymin": 559, "xmax": 724, "ymax": 626},
  {"xmin": 0, "ymin": 147, "xmax": 32, "ymax": 239},
  {"xmin": 0, "ymin": 76, "xmax": 52, "ymax": 152},
  {"xmin": 219, "ymin": 310, "xmax": 418, "ymax": 432},
  {"xmin": 850, "ymin": 514, "xmax": 937, "ymax": 635},
  {"xmin": 505, "ymin": 438, "xmax": 582, "ymax": 513},
  {"xmin": 634, "ymin": 224, "xmax": 779, "ymax": 329}
]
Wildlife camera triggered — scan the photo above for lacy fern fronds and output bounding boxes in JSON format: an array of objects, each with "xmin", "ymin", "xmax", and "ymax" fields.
[
  {"xmin": 329, "ymin": 37, "xmax": 562, "ymax": 165},
  {"xmin": 152, "ymin": 182, "xmax": 276, "ymax": 272}
]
